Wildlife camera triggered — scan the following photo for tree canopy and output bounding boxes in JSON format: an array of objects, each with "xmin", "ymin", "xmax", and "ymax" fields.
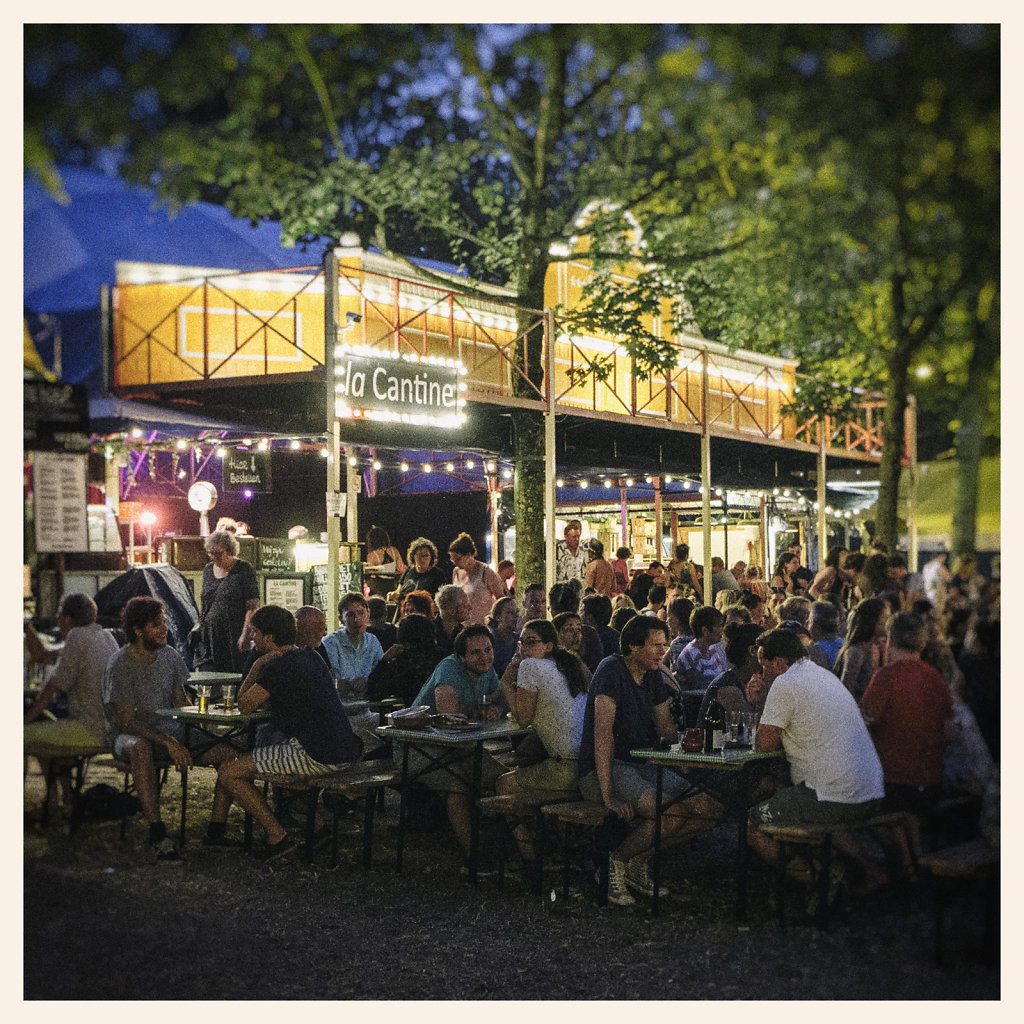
[{"xmin": 25, "ymin": 23, "xmax": 999, "ymax": 563}]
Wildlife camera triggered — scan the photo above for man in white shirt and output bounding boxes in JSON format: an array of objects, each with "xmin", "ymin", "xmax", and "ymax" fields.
[{"xmin": 747, "ymin": 628, "xmax": 886, "ymax": 889}]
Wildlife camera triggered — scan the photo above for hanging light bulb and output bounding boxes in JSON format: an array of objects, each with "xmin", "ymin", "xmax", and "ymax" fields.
[
  {"xmin": 466, "ymin": 459, "xmax": 475, "ymax": 469},
  {"xmin": 290, "ymin": 440, "xmax": 300, "ymax": 450},
  {"xmin": 625, "ymin": 478, "xmax": 634, "ymax": 487},
  {"xmin": 502, "ymin": 468, "xmax": 512, "ymax": 479},
  {"xmin": 372, "ymin": 460, "xmax": 382, "ymax": 471},
  {"xmin": 445, "ymin": 462, "xmax": 455, "ymax": 472},
  {"xmin": 320, "ymin": 449, "xmax": 329, "ymax": 458},
  {"xmin": 579, "ymin": 479, "xmax": 588, "ymax": 489},
  {"xmin": 348, "ymin": 456, "xmax": 358, "ymax": 466},
  {"xmin": 556, "ymin": 478, "xmax": 564, "ymax": 487},
  {"xmin": 603, "ymin": 479, "xmax": 613, "ymax": 488},
  {"xmin": 422, "ymin": 463, "xmax": 432, "ymax": 473},
  {"xmin": 176, "ymin": 439, "xmax": 187, "ymax": 450},
  {"xmin": 400, "ymin": 462, "xmax": 409, "ymax": 472},
  {"xmin": 665, "ymin": 474, "xmax": 673, "ymax": 484}
]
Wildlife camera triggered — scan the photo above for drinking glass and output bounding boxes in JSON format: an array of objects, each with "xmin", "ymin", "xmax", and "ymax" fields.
[
  {"xmin": 727, "ymin": 711, "xmax": 740, "ymax": 744},
  {"xmin": 222, "ymin": 685, "xmax": 238, "ymax": 712},
  {"xmin": 195, "ymin": 683, "xmax": 213, "ymax": 714}
]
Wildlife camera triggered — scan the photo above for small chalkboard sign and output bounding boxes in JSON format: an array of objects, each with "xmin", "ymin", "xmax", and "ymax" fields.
[
  {"xmin": 222, "ymin": 450, "xmax": 271, "ymax": 493},
  {"xmin": 264, "ymin": 574, "xmax": 309, "ymax": 613},
  {"xmin": 311, "ymin": 562, "xmax": 364, "ymax": 610},
  {"xmin": 258, "ymin": 537, "xmax": 295, "ymax": 571}
]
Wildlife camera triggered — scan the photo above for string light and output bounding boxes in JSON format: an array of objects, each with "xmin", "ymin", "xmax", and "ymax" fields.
[
  {"xmin": 400, "ymin": 462, "xmax": 409, "ymax": 472},
  {"xmin": 372, "ymin": 460, "xmax": 382, "ymax": 471},
  {"xmin": 422, "ymin": 463, "xmax": 432, "ymax": 473},
  {"xmin": 320, "ymin": 449, "xmax": 329, "ymax": 458}
]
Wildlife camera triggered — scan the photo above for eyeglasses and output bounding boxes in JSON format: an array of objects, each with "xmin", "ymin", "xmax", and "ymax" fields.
[{"xmin": 520, "ymin": 636, "xmax": 544, "ymax": 646}]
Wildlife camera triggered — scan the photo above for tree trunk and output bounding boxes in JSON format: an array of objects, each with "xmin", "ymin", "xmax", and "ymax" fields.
[
  {"xmin": 874, "ymin": 272, "xmax": 917, "ymax": 554},
  {"xmin": 951, "ymin": 306, "xmax": 999, "ymax": 560}
]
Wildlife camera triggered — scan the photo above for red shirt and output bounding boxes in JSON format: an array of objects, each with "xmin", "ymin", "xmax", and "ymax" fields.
[{"xmin": 860, "ymin": 658, "xmax": 952, "ymax": 787}]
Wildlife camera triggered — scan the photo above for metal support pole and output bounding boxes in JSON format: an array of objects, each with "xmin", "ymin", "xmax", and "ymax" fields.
[
  {"xmin": 324, "ymin": 248, "xmax": 342, "ymax": 631},
  {"xmin": 701, "ymin": 350, "xmax": 712, "ymax": 594},
  {"xmin": 346, "ymin": 449, "xmax": 359, "ymax": 545},
  {"xmin": 653, "ymin": 476, "xmax": 663, "ymax": 563},
  {"xmin": 906, "ymin": 395, "xmax": 919, "ymax": 571},
  {"xmin": 817, "ymin": 420, "xmax": 827, "ymax": 569},
  {"xmin": 620, "ymin": 487, "xmax": 629, "ymax": 555},
  {"xmin": 544, "ymin": 309, "xmax": 557, "ymax": 597}
]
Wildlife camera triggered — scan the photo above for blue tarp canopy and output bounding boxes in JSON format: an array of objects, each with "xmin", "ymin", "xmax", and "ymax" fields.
[{"xmin": 24, "ymin": 166, "xmax": 324, "ymax": 390}]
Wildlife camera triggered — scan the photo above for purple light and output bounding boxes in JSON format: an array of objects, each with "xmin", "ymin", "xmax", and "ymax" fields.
[{"xmin": 243, "ymin": 489, "xmax": 253, "ymax": 499}]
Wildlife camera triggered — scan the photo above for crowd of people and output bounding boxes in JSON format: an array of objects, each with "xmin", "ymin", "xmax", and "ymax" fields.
[{"xmin": 25, "ymin": 520, "xmax": 999, "ymax": 910}]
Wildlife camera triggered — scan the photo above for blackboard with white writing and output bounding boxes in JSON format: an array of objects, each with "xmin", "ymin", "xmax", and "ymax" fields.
[
  {"xmin": 311, "ymin": 562, "xmax": 364, "ymax": 611},
  {"xmin": 222, "ymin": 450, "xmax": 271, "ymax": 493}
]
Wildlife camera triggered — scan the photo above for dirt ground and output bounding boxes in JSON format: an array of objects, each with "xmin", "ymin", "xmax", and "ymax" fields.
[{"xmin": 23, "ymin": 757, "xmax": 1000, "ymax": 1002}]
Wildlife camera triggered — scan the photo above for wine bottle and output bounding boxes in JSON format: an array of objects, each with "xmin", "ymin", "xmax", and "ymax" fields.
[{"xmin": 703, "ymin": 697, "xmax": 725, "ymax": 754}]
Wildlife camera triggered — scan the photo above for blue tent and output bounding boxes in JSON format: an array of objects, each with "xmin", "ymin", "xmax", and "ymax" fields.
[{"xmin": 24, "ymin": 166, "xmax": 324, "ymax": 391}]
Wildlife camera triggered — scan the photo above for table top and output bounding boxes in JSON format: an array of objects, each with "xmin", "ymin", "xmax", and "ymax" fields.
[
  {"xmin": 376, "ymin": 720, "xmax": 531, "ymax": 746},
  {"xmin": 188, "ymin": 671, "xmax": 244, "ymax": 685},
  {"xmin": 630, "ymin": 745, "xmax": 785, "ymax": 769},
  {"xmin": 158, "ymin": 705, "xmax": 271, "ymax": 724}
]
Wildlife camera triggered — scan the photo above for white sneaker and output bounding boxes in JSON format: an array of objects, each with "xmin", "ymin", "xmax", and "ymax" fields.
[
  {"xmin": 603, "ymin": 858, "xmax": 636, "ymax": 906},
  {"xmin": 625, "ymin": 857, "xmax": 669, "ymax": 898}
]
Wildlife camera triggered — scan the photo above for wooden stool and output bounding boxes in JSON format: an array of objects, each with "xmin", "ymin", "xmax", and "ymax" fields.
[
  {"xmin": 478, "ymin": 790, "xmax": 578, "ymax": 892},
  {"xmin": 24, "ymin": 743, "xmax": 106, "ymax": 833},
  {"xmin": 918, "ymin": 838, "xmax": 999, "ymax": 965},
  {"xmin": 540, "ymin": 800, "xmax": 614, "ymax": 907},
  {"xmin": 759, "ymin": 810, "xmax": 914, "ymax": 930},
  {"xmin": 319, "ymin": 761, "xmax": 400, "ymax": 869}
]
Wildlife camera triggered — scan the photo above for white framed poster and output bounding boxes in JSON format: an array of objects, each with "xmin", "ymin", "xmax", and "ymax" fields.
[
  {"xmin": 33, "ymin": 451, "xmax": 89, "ymax": 553},
  {"xmin": 264, "ymin": 575, "xmax": 308, "ymax": 613}
]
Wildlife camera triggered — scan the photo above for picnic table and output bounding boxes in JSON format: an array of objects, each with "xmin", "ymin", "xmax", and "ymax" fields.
[
  {"xmin": 376, "ymin": 719, "xmax": 531, "ymax": 883},
  {"xmin": 629, "ymin": 744, "xmax": 785, "ymax": 918}
]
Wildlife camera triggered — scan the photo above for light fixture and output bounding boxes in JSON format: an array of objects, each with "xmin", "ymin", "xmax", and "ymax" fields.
[
  {"xmin": 625, "ymin": 478, "xmax": 634, "ymax": 487},
  {"xmin": 216, "ymin": 448, "xmax": 226, "ymax": 459},
  {"xmin": 502, "ymin": 468, "xmax": 512, "ymax": 479},
  {"xmin": 603, "ymin": 479, "xmax": 613, "ymax": 488},
  {"xmin": 579, "ymin": 479, "xmax": 588, "ymax": 489},
  {"xmin": 446, "ymin": 462, "xmax": 455, "ymax": 472},
  {"xmin": 556, "ymin": 478, "xmax": 564, "ymax": 487},
  {"xmin": 176, "ymin": 439, "xmax": 186, "ymax": 450},
  {"xmin": 348, "ymin": 456, "xmax": 358, "ymax": 466},
  {"xmin": 466, "ymin": 459, "xmax": 475, "ymax": 469},
  {"xmin": 665, "ymin": 475, "xmax": 673, "ymax": 483},
  {"xmin": 290, "ymin": 440, "xmax": 300, "ymax": 450},
  {"xmin": 422, "ymin": 463, "xmax": 432, "ymax": 473},
  {"xmin": 372, "ymin": 460, "xmax": 382, "ymax": 471},
  {"xmin": 320, "ymin": 449, "xmax": 329, "ymax": 458}
]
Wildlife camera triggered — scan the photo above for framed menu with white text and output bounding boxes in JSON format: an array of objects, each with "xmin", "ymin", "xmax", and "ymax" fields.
[{"xmin": 33, "ymin": 451, "xmax": 89, "ymax": 553}]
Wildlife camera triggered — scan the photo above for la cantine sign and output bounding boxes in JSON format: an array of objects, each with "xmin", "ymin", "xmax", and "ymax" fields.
[{"xmin": 334, "ymin": 347, "xmax": 466, "ymax": 427}]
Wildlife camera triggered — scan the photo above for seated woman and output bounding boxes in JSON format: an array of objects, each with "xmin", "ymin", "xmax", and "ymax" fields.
[
  {"xmin": 367, "ymin": 613, "xmax": 443, "ymax": 708},
  {"xmin": 553, "ymin": 610, "xmax": 598, "ymax": 678},
  {"xmin": 486, "ymin": 595, "xmax": 520, "ymax": 676},
  {"xmin": 387, "ymin": 537, "xmax": 446, "ymax": 603},
  {"xmin": 497, "ymin": 618, "xmax": 590, "ymax": 860}
]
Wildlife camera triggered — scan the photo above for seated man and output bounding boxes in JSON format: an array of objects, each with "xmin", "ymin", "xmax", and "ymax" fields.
[
  {"xmin": 409, "ymin": 624, "xmax": 506, "ymax": 867},
  {"xmin": 24, "ymin": 593, "xmax": 119, "ymax": 818},
  {"xmin": 578, "ymin": 615, "xmax": 723, "ymax": 906},
  {"xmin": 217, "ymin": 605, "xmax": 360, "ymax": 859},
  {"xmin": 105, "ymin": 597, "xmax": 237, "ymax": 862},
  {"xmin": 294, "ymin": 605, "xmax": 328, "ymax": 657},
  {"xmin": 321, "ymin": 591, "xmax": 384, "ymax": 751},
  {"xmin": 748, "ymin": 628, "xmax": 886, "ymax": 890}
]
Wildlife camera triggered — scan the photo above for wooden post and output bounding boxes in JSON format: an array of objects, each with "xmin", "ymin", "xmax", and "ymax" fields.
[
  {"xmin": 701, "ymin": 349, "xmax": 712, "ymax": 594},
  {"xmin": 544, "ymin": 309, "xmax": 557, "ymax": 597},
  {"xmin": 324, "ymin": 248, "xmax": 342, "ymax": 631}
]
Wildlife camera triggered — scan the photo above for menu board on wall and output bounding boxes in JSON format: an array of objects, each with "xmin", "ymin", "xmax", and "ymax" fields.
[
  {"xmin": 311, "ymin": 562, "xmax": 364, "ymax": 610},
  {"xmin": 33, "ymin": 451, "xmax": 89, "ymax": 552},
  {"xmin": 264, "ymin": 575, "xmax": 308, "ymax": 613}
]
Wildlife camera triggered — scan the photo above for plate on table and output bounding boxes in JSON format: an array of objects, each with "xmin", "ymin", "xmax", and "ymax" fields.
[{"xmin": 432, "ymin": 716, "xmax": 481, "ymax": 732}]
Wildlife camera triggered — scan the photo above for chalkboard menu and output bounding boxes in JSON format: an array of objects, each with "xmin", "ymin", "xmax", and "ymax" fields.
[
  {"xmin": 311, "ymin": 562, "xmax": 364, "ymax": 610},
  {"xmin": 222, "ymin": 449, "xmax": 272, "ymax": 493},
  {"xmin": 257, "ymin": 537, "xmax": 295, "ymax": 571},
  {"xmin": 24, "ymin": 381, "xmax": 90, "ymax": 451}
]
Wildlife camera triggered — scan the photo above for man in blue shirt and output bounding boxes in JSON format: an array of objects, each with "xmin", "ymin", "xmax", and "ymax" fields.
[
  {"xmin": 409, "ymin": 624, "xmax": 504, "ymax": 867},
  {"xmin": 322, "ymin": 592, "xmax": 384, "ymax": 696},
  {"xmin": 578, "ymin": 615, "xmax": 723, "ymax": 905}
]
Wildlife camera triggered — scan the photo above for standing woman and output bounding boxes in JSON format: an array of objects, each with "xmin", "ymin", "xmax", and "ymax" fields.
[
  {"xmin": 770, "ymin": 552, "xmax": 800, "ymax": 597},
  {"xmin": 199, "ymin": 529, "xmax": 260, "ymax": 673},
  {"xmin": 448, "ymin": 532, "xmax": 506, "ymax": 626},
  {"xmin": 666, "ymin": 543, "xmax": 703, "ymax": 603},
  {"xmin": 497, "ymin": 618, "xmax": 590, "ymax": 859},
  {"xmin": 388, "ymin": 537, "xmax": 446, "ymax": 603},
  {"xmin": 365, "ymin": 525, "xmax": 406, "ymax": 572},
  {"xmin": 834, "ymin": 597, "xmax": 889, "ymax": 702}
]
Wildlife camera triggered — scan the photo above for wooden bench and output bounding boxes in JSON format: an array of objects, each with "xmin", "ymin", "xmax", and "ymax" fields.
[
  {"xmin": 759, "ymin": 810, "xmax": 914, "ymax": 930},
  {"xmin": 252, "ymin": 760, "xmax": 398, "ymax": 867},
  {"xmin": 540, "ymin": 800, "xmax": 615, "ymax": 907},
  {"xmin": 477, "ymin": 790, "xmax": 579, "ymax": 892},
  {"xmin": 917, "ymin": 838, "xmax": 999, "ymax": 965},
  {"xmin": 24, "ymin": 742, "xmax": 107, "ymax": 833}
]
